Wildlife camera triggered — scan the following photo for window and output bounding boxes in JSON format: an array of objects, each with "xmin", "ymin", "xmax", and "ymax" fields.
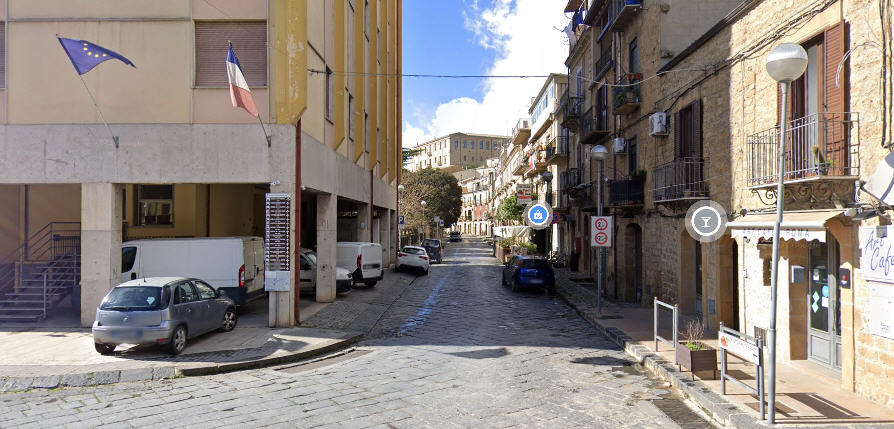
[
  {"xmin": 122, "ymin": 247, "xmax": 137, "ymax": 272},
  {"xmin": 627, "ymin": 136, "xmax": 638, "ymax": 174},
  {"xmin": 195, "ymin": 21, "xmax": 267, "ymax": 87},
  {"xmin": 575, "ymin": 67, "xmax": 583, "ymax": 96},
  {"xmin": 175, "ymin": 283, "xmax": 198, "ymax": 304},
  {"xmin": 137, "ymin": 185, "xmax": 173, "ymax": 226},
  {"xmin": 364, "ymin": 112, "xmax": 369, "ymax": 153},
  {"xmin": 364, "ymin": 1, "xmax": 370, "ymax": 38},
  {"xmin": 194, "ymin": 281, "xmax": 217, "ymax": 300},
  {"xmin": 479, "ymin": 141, "xmax": 484, "ymax": 149},
  {"xmin": 673, "ymin": 100, "xmax": 702, "ymax": 159},
  {"xmin": 0, "ymin": 22, "xmax": 5, "ymax": 88},
  {"xmin": 325, "ymin": 67, "xmax": 334, "ymax": 121},
  {"xmin": 629, "ymin": 38, "xmax": 639, "ymax": 75},
  {"xmin": 463, "ymin": 141, "xmax": 467, "ymax": 148},
  {"xmin": 348, "ymin": 92, "xmax": 354, "ymax": 140},
  {"xmin": 100, "ymin": 286, "xmax": 167, "ymax": 310},
  {"xmin": 454, "ymin": 141, "xmax": 459, "ymax": 149},
  {"xmin": 486, "ymin": 142, "xmax": 490, "ymax": 150}
]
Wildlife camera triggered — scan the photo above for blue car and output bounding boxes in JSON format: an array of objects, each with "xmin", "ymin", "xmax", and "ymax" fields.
[{"xmin": 501, "ymin": 255, "xmax": 556, "ymax": 293}]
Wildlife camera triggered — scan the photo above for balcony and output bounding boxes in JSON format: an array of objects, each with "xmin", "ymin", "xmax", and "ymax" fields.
[
  {"xmin": 545, "ymin": 135, "xmax": 569, "ymax": 163},
  {"xmin": 513, "ymin": 156, "xmax": 528, "ymax": 176},
  {"xmin": 608, "ymin": 176, "xmax": 645, "ymax": 207},
  {"xmin": 612, "ymin": 79, "xmax": 641, "ymax": 115},
  {"xmin": 571, "ymin": 187, "xmax": 597, "ymax": 212},
  {"xmin": 560, "ymin": 92, "xmax": 584, "ymax": 129},
  {"xmin": 594, "ymin": 47, "xmax": 612, "ymax": 81},
  {"xmin": 746, "ymin": 112, "xmax": 859, "ymax": 189},
  {"xmin": 511, "ymin": 118, "xmax": 531, "ymax": 146},
  {"xmin": 652, "ymin": 158, "xmax": 708, "ymax": 203},
  {"xmin": 579, "ymin": 107, "xmax": 611, "ymax": 145},
  {"xmin": 608, "ymin": 0, "xmax": 642, "ymax": 33}
]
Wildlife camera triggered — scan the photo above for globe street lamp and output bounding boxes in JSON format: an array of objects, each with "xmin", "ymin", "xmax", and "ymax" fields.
[
  {"xmin": 542, "ymin": 170, "xmax": 554, "ymax": 258},
  {"xmin": 590, "ymin": 145, "xmax": 609, "ymax": 317},
  {"xmin": 765, "ymin": 42, "xmax": 808, "ymax": 424},
  {"xmin": 420, "ymin": 200, "xmax": 428, "ymax": 241}
]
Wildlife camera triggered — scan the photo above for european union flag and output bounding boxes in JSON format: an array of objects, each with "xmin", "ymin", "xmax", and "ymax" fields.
[{"xmin": 57, "ymin": 37, "xmax": 135, "ymax": 75}]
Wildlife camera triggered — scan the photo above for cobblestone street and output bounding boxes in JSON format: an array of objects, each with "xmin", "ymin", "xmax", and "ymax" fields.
[{"xmin": 0, "ymin": 240, "xmax": 712, "ymax": 428}]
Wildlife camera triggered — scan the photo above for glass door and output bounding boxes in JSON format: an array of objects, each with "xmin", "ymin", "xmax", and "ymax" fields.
[{"xmin": 807, "ymin": 236, "xmax": 842, "ymax": 370}]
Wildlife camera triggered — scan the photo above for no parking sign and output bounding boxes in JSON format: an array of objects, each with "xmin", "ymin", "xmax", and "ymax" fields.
[{"xmin": 590, "ymin": 216, "xmax": 613, "ymax": 247}]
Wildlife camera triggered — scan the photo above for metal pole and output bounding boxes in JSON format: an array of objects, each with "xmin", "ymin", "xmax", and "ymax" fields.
[
  {"xmin": 43, "ymin": 272, "xmax": 47, "ymax": 319},
  {"xmin": 720, "ymin": 322, "xmax": 726, "ymax": 395},
  {"xmin": 768, "ymin": 81, "xmax": 790, "ymax": 424},
  {"xmin": 596, "ymin": 159, "xmax": 604, "ymax": 317},
  {"xmin": 673, "ymin": 303, "xmax": 679, "ymax": 364},
  {"xmin": 654, "ymin": 297, "xmax": 659, "ymax": 352},
  {"xmin": 758, "ymin": 335, "xmax": 766, "ymax": 420}
]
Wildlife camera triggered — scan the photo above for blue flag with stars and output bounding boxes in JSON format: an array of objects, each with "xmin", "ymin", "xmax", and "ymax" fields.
[{"xmin": 57, "ymin": 37, "xmax": 135, "ymax": 75}]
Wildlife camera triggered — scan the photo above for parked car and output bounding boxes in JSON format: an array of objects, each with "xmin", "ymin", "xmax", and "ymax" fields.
[
  {"xmin": 121, "ymin": 237, "xmax": 264, "ymax": 306},
  {"xmin": 449, "ymin": 231, "xmax": 462, "ymax": 242},
  {"xmin": 337, "ymin": 242, "xmax": 384, "ymax": 287},
  {"xmin": 396, "ymin": 246, "xmax": 430, "ymax": 275},
  {"xmin": 501, "ymin": 255, "xmax": 556, "ymax": 293},
  {"xmin": 299, "ymin": 249, "xmax": 353, "ymax": 295},
  {"xmin": 421, "ymin": 238, "xmax": 443, "ymax": 263},
  {"xmin": 92, "ymin": 277, "xmax": 237, "ymax": 355}
]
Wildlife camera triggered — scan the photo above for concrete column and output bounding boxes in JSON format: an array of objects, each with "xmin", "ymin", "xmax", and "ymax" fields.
[
  {"xmin": 381, "ymin": 209, "xmax": 392, "ymax": 267},
  {"xmin": 267, "ymin": 182, "xmax": 296, "ymax": 328},
  {"xmin": 315, "ymin": 193, "xmax": 337, "ymax": 303},
  {"xmin": 80, "ymin": 183, "xmax": 123, "ymax": 327}
]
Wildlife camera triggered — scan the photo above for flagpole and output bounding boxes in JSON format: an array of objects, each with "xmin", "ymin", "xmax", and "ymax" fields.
[
  {"xmin": 257, "ymin": 114, "xmax": 272, "ymax": 147},
  {"xmin": 77, "ymin": 74, "xmax": 119, "ymax": 148}
]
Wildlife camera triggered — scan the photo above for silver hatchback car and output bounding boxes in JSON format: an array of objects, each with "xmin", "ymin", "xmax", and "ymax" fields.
[{"xmin": 92, "ymin": 277, "xmax": 237, "ymax": 355}]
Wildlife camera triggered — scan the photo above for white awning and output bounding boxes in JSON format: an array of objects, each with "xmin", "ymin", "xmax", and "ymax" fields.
[
  {"xmin": 727, "ymin": 210, "xmax": 844, "ymax": 242},
  {"xmin": 493, "ymin": 225, "xmax": 530, "ymax": 238}
]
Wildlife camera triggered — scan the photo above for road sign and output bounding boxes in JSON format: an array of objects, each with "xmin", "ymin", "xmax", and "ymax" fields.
[
  {"xmin": 525, "ymin": 202, "xmax": 553, "ymax": 230},
  {"xmin": 398, "ymin": 215, "xmax": 405, "ymax": 225},
  {"xmin": 439, "ymin": 219, "xmax": 444, "ymax": 227},
  {"xmin": 590, "ymin": 216, "xmax": 613, "ymax": 247},
  {"xmin": 552, "ymin": 213, "xmax": 561, "ymax": 224},
  {"xmin": 517, "ymin": 183, "xmax": 533, "ymax": 204}
]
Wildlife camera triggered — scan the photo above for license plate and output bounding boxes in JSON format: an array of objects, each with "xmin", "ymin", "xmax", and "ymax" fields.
[
  {"xmin": 110, "ymin": 329, "xmax": 143, "ymax": 339},
  {"xmin": 528, "ymin": 279, "xmax": 543, "ymax": 284}
]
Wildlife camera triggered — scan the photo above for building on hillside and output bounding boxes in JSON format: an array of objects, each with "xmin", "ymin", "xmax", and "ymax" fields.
[
  {"xmin": 457, "ymin": 161, "xmax": 498, "ymax": 236},
  {"xmin": 0, "ymin": 1, "xmax": 402, "ymax": 328},
  {"xmin": 405, "ymin": 132, "xmax": 508, "ymax": 173}
]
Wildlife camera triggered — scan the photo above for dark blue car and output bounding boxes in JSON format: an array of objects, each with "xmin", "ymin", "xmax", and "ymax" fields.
[{"xmin": 501, "ymin": 255, "xmax": 555, "ymax": 293}]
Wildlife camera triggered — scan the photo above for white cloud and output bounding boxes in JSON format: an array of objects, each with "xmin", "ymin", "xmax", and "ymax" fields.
[{"xmin": 403, "ymin": 0, "xmax": 569, "ymax": 147}]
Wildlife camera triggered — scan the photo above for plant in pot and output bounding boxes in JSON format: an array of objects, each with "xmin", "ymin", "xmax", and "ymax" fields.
[
  {"xmin": 675, "ymin": 320, "xmax": 717, "ymax": 380},
  {"xmin": 811, "ymin": 146, "xmax": 832, "ymax": 175},
  {"xmin": 631, "ymin": 169, "xmax": 647, "ymax": 182}
]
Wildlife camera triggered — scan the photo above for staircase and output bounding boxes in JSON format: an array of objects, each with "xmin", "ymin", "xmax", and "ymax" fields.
[{"xmin": 0, "ymin": 222, "xmax": 81, "ymax": 322}]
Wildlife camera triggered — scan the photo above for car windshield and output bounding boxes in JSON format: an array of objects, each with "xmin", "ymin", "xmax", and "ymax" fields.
[
  {"xmin": 403, "ymin": 247, "xmax": 426, "ymax": 255},
  {"xmin": 100, "ymin": 286, "xmax": 168, "ymax": 311},
  {"xmin": 422, "ymin": 240, "xmax": 440, "ymax": 248},
  {"xmin": 521, "ymin": 259, "xmax": 551, "ymax": 269}
]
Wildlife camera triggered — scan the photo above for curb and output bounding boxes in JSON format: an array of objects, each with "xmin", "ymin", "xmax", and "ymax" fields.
[
  {"xmin": 555, "ymin": 283, "xmax": 768, "ymax": 429},
  {"xmin": 0, "ymin": 332, "xmax": 363, "ymax": 394}
]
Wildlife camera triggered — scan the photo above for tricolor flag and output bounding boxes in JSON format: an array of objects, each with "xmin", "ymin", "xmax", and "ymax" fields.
[{"xmin": 227, "ymin": 43, "xmax": 259, "ymax": 117}]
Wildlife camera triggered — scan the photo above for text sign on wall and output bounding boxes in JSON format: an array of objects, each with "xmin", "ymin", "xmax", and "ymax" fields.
[
  {"xmin": 516, "ymin": 183, "xmax": 532, "ymax": 204},
  {"xmin": 590, "ymin": 216, "xmax": 613, "ymax": 247},
  {"xmin": 870, "ymin": 284, "xmax": 894, "ymax": 340},
  {"xmin": 265, "ymin": 193, "xmax": 291, "ymax": 292},
  {"xmin": 719, "ymin": 330, "xmax": 761, "ymax": 365},
  {"xmin": 860, "ymin": 226, "xmax": 894, "ymax": 284}
]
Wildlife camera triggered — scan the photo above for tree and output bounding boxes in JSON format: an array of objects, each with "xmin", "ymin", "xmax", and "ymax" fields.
[
  {"xmin": 496, "ymin": 195, "xmax": 524, "ymax": 224},
  {"xmin": 402, "ymin": 147, "xmax": 422, "ymax": 166},
  {"xmin": 400, "ymin": 168, "xmax": 462, "ymax": 235}
]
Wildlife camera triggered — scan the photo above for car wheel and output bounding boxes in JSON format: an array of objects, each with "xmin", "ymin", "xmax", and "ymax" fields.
[
  {"xmin": 94, "ymin": 343, "xmax": 115, "ymax": 355},
  {"xmin": 168, "ymin": 325, "xmax": 187, "ymax": 355},
  {"xmin": 395, "ymin": 264, "xmax": 401, "ymax": 272},
  {"xmin": 365, "ymin": 280, "xmax": 378, "ymax": 287},
  {"xmin": 501, "ymin": 273, "xmax": 506, "ymax": 286},
  {"xmin": 219, "ymin": 308, "xmax": 238, "ymax": 332},
  {"xmin": 422, "ymin": 267, "xmax": 429, "ymax": 276}
]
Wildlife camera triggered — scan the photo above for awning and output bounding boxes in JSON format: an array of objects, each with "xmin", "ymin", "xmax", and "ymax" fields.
[
  {"xmin": 727, "ymin": 210, "xmax": 844, "ymax": 242},
  {"xmin": 493, "ymin": 225, "xmax": 530, "ymax": 238}
]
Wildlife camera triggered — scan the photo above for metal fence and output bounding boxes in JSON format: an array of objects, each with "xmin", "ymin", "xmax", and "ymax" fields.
[
  {"xmin": 652, "ymin": 157, "xmax": 707, "ymax": 202},
  {"xmin": 654, "ymin": 298, "xmax": 678, "ymax": 364}
]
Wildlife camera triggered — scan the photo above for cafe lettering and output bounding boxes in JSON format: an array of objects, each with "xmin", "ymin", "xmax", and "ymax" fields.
[{"xmin": 860, "ymin": 227, "xmax": 894, "ymax": 284}]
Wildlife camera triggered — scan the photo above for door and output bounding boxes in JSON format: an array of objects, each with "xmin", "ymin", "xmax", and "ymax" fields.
[
  {"xmin": 173, "ymin": 282, "xmax": 202, "ymax": 337},
  {"xmin": 808, "ymin": 237, "xmax": 842, "ymax": 369},
  {"xmin": 694, "ymin": 239, "xmax": 703, "ymax": 318},
  {"xmin": 193, "ymin": 280, "xmax": 219, "ymax": 333}
]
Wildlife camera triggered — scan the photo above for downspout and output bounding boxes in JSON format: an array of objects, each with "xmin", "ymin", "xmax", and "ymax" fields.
[
  {"xmin": 294, "ymin": 120, "xmax": 301, "ymax": 325},
  {"xmin": 370, "ymin": 170, "xmax": 374, "ymax": 242}
]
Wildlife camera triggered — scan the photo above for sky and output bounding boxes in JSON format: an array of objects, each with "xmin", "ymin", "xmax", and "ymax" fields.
[{"xmin": 401, "ymin": 0, "xmax": 570, "ymax": 148}]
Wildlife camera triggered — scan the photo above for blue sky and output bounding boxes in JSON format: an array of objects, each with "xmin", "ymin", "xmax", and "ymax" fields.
[{"xmin": 401, "ymin": 0, "xmax": 569, "ymax": 147}]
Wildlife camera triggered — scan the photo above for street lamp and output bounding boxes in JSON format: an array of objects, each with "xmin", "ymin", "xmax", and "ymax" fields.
[
  {"xmin": 542, "ymin": 171, "xmax": 554, "ymax": 257},
  {"xmin": 765, "ymin": 42, "xmax": 808, "ymax": 424},
  {"xmin": 421, "ymin": 200, "xmax": 428, "ymax": 240},
  {"xmin": 590, "ymin": 145, "xmax": 609, "ymax": 317}
]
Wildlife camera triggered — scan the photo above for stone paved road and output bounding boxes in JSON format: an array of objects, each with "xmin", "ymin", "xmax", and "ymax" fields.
[{"xmin": 0, "ymin": 239, "xmax": 712, "ymax": 429}]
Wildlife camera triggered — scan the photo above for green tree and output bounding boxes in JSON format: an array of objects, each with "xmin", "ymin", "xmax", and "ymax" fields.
[
  {"xmin": 400, "ymin": 168, "xmax": 462, "ymax": 234},
  {"xmin": 496, "ymin": 195, "xmax": 524, "ymax": 224},
  {"xmin": 402, "ymin": 147, "xmax": 422, "ymax": 166}
]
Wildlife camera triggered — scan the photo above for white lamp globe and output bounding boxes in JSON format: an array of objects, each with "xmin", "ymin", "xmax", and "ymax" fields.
[
  {"xmin": 766, "ymin": 43, "xmax": 808, "ymax": 83},
  {"xmin": 590, "ymin": 145, "xmax": 609, "ymax": 161}
]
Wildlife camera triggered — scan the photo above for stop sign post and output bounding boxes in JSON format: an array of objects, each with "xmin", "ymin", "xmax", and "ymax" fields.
[{"xmin": 590, "ymin": 216, "xmax": 612, "ymax": 247}]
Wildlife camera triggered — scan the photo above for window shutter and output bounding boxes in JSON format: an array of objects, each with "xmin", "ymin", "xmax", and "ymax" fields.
[
  {"xmin": 195, "ymin": 21, "xmax": 267, "ymax": 87},
  {"xmin": 691, "ymin": 99, "xmax": 702, "ymax": 158},
  {"xmin": 824, "ymin": 21, "xmax": 848, "ymax": 175},
  {"xmin": 673, "ymin": 111, "xmax": 682, "ymax": 159},
  {"xmin": 0, "ymin": 23, "xmax": 5, "ymax": 88}
]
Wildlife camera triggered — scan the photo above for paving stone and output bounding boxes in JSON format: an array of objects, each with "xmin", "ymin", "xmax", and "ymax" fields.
[{"xmin": 91, "ymin": 371, "xmax": 120, "ymax": 386}]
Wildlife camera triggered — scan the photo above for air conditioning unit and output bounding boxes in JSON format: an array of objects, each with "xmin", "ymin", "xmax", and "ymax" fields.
[
  {"xmin": 612, "ymin": 137, "xmax": 626, "ymax": 154},
  {"xmin": 649, "ymin": 112, "xmax": 669, "ymax": 136}
]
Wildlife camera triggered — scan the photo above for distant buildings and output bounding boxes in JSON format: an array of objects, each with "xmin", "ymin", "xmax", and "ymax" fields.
[{"xmin": 406, "ymin": 133, "xmax": 508, "ymax": 173}]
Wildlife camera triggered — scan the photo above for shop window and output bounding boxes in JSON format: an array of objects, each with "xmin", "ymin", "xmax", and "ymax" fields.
[{"xmin": 137, "ymin": 185, "xmax": 173, "ymax": 226}]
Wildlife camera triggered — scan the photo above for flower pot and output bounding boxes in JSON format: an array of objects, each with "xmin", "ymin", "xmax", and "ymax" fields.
[{"xmin": 675, "ymin": 342, "xmax": 718, "ymax": 380}]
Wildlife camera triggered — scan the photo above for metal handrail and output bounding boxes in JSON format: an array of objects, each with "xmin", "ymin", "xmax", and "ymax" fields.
[
  {"xmin": 719, "ymin": 322, "xmax": 766, "ymax": 420},
  {"xmin": 654, "ymin": 298, "xmax": 678, "ymax": 364},
  {"xmin": 652, "ymin": 157, "xmax": 708, "ymax": 202},
  {"xmin": 0, "ymin": 222, "xmax": 80, "ymax": 297}
]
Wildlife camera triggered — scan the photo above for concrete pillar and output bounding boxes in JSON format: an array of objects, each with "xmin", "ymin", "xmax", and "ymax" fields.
[
  {"xmin": 381, "ymin": 209, "xmax": 392, "ymax": 267},
  {"xmin": 316, "ymin": 193, "xmax": 337, "ymax": 303},
  {"xmin": 80, "ymin": 183, "xmax": 123, "ymax": 327},
  {"xmin": 267, "ymin": 182, "xmax": 296, "ymax": 328}
]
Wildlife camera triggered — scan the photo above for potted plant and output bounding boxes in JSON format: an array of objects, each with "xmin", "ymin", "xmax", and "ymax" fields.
[
  {"xmin": 631, "ymin": 169, "xmax": 647, "ymax": 182},
  {"xmin": 812, "ymin": 146, "xmax": 832, "ymax": 175},
  {"xmin": 675, "ymin": 320, "xmax": 717, "ymax": 380}
]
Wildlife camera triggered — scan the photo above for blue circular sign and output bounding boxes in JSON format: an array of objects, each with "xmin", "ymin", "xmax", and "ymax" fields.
[{"xmin": 525, "ymin": 202, "xmax": 553, "ymax": 229}]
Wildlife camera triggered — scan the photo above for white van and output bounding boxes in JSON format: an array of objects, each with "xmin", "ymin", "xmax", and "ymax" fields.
[
  {"xmin": 121, "ymin": 237, "xmax": 264, "ymax": 305},
  {"xmin": 336, "ymin": 242, "xmax": 384, "ymax": 287}
]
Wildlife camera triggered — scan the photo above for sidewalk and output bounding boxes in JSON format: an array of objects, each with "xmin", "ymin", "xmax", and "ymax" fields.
[{"xmin": 554, "ymin": 268, "xmax": 894, "ymax": 428}]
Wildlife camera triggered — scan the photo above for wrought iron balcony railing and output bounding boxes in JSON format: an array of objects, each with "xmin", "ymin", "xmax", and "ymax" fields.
[
  {"xmin": 746, "ymin": 112, "xmax": 859, "ymax": 188},
  {"xmin": 579, "ymin": 107, "xmax": 611, "ymax": 145},
  {"xmin": 560, "ymin": 92, "xmax": 584, "ymax": 129},
  {"xmin": 652, "ymin": 158, "xmax": 708, "ymax": 203},
  {"xmin": 608, "ymin": 0, "xmax": 642, "ymax": 33},
  {"xmin": 612, "ymin": 79, "xmax": 641, "ymax": 115},
  {"xmin": 608, "ymin": 176, "xmax": 645, "ymax": 207},
  {"xmin": 594, "ymin": 46, "xmax": 612, "ymax": 81}
]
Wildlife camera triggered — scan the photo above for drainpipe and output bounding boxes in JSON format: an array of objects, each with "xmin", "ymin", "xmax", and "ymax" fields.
[
  {"xmin": 370, "ymin": 170, "xmax": 374, "ymax": 242},
  {"xmin": 295, "ymin": 120, "xmax": 301, "ymax": 325}
]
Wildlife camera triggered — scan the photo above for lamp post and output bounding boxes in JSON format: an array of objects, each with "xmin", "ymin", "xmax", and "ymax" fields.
[
  {"xmin": 542, "ymin": 171, "xmax": 554, "ymax": 257},
  {"xmin": 421, "ymin": 200, "xmax": 428, "ymax": 241},
  {"xmin": 590, "ymin": 145, "xmax": 609, "ymax": 317},
  {"xmin": 765, "ymin": 43, "xmax": 808, "ymax": 424},
  {"xmin": 397, "ymin": 184, "xmax": 405, "ymax": 249}
]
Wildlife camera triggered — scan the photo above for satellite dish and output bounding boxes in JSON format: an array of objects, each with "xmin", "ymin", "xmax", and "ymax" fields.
[{"xmin": 865, "ymin": 152, "xmax": 894, "ymax": 205}]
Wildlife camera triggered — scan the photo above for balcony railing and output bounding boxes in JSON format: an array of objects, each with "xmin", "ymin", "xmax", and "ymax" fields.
[
  {"xmin": 561, "ymin": 92, "xmax": 584, "ymax": 129},
  {"xmin": 579, "ymin": 107, "xmax": 611, "ymax": 145},
  {"xmin": 565, "ymin": 167, "xmax": 582, "ymax": 188},
  {"xmin": 608, "ymin": 177, "xmax": 645, "ymax": 207},
  {"xmin": 608, "ymin": 0, "xmax": 642, "ymax": 33},
  {"xmin": 511, "ymin": 118, "xmax": 531, "ymax": 146},
  {"xmin": 546, "ymin": 136, "xmax": 569, "ymax": 163},
  {"xmin": 612, "ymin": 80, "xmax": 641, "ymax": 115},
  {"xmin": 594, "ymin": 46, "xmax": 613, "ymax": 81},
  {"xmin": 652, "ymin": 158, "xmax": 708, "ymax": 203},
  {"xmin": 746, "ymin": 112, "xmax": 859, "ymax": 188}
]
